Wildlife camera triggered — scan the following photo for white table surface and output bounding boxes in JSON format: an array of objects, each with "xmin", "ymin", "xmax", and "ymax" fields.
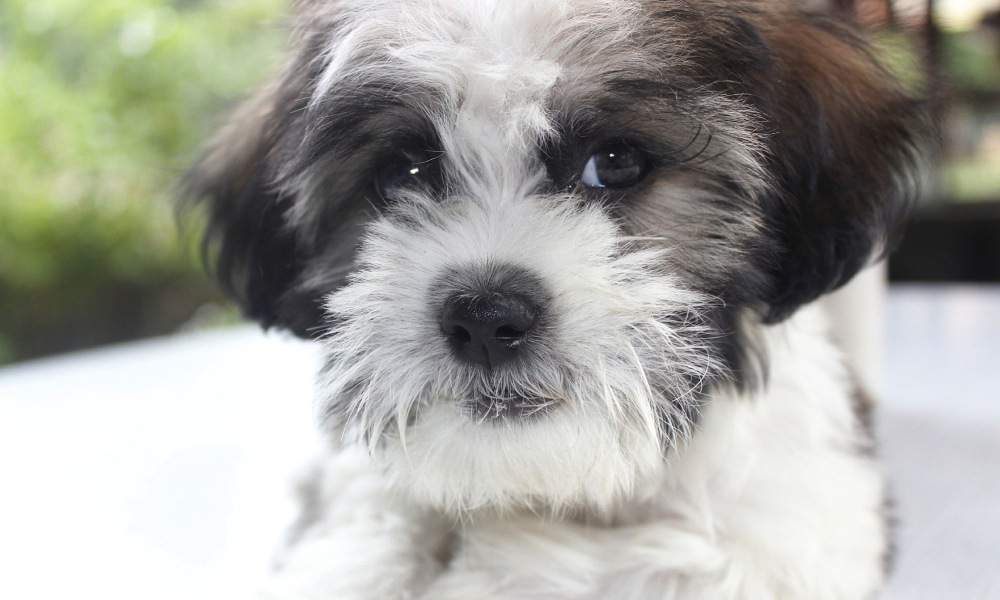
[{"xmin": 1, "ymin": 284, "xmax": 997, "ymax": 599}]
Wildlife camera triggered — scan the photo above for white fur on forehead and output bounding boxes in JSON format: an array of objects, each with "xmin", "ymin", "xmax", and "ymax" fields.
[
  {"xmin": 310, "ymin": 0, "xmax": 643, "ymax": 141},
  {"xmin": 312, "ymin": 0, "xmax": 643, "ymax": 94}
]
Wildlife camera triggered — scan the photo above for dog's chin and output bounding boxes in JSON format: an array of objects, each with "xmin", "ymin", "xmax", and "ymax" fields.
[
  {"xmin": 470, "ymin": 389, "xmax": 556, "ymax": 421},
  {"xmin": 377, "ymin": 397, "xmax": 669, "ymax": 516}
]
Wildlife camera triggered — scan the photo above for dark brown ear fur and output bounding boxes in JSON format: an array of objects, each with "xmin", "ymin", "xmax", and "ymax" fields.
[
  {"xmin": 181, "ymin": 66, "xmax": 325, "ymax": 338},
  {"xmin": 747, "ymin": 7, "xmax": 926, "ymax": 321}
]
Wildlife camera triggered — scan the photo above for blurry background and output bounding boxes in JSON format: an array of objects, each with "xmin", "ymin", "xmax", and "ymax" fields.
[
  {"xmin": 0, "ymin": 0, "xmax": 284, "ymax": 364},
  {"xmin": 0, "ymin": 0, "xmax": 999, "ymax": 365}
]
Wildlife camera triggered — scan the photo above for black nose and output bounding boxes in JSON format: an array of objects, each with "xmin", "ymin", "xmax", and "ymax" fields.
[{"xmin": 440, "ymin": 293, "xmax": 540, "ymax": 369}]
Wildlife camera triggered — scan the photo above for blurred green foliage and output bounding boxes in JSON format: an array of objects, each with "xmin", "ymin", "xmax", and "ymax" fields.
[
  {"xmin": 944, "ymin": 29, "xmax": 1000, "ymax": 95},
  {"xmin": 940, "ymin": 30, "xmax": 1000, "ymax": 203},
  {"xmin": 0, "ymin": 0, "xmax": 285, "ymax": 363}
]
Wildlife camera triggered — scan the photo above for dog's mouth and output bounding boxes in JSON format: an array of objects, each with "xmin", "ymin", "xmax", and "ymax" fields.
[{"xmin": 471, "ymin": 389, "xmax": 558, "ymax": 421}]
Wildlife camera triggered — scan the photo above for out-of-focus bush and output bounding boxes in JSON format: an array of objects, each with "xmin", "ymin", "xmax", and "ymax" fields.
[
  {"xmin": 940, "ymin": 28, "xmax": 1000, "ymax": 202},
  {"xmin": 0, "ymin": 0, "xmax": 284, "ymax": 363}
]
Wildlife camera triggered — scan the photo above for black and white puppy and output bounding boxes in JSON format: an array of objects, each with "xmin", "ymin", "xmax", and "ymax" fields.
[{"xmin": 185, "ymin": 0, "xmax": 925, "ymax": 597}]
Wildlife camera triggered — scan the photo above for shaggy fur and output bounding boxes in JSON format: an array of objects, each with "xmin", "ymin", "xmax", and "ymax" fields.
[{"xmin": 183, "ymin": 0, "xmax": 926, "ymax": 598}]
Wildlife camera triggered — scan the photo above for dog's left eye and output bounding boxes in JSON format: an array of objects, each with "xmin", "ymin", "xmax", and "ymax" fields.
[
  {"xmin": 376, "ymin": 152, "xmax": 438, "ymax": 201},
  {"xmin": 580, "ymin": 144, "xmax": 650, "ymax": 189}
]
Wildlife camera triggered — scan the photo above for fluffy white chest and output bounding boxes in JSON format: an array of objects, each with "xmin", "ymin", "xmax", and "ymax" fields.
[{"xmin": 262, "ymin": 307, "xmax": 887, "ymax": 600}]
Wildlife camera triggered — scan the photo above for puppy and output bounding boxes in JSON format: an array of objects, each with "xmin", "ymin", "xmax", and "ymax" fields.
[{"xmin": 184, "ymin": 0, "xmax": 926, "ymax": 598}]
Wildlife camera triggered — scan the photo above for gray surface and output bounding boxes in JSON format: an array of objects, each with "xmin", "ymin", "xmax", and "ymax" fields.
[
  {"xmin": 879, "ymin": 286, "xmax": 1000, "ymax": 600},
  {"xmin": 0, "ymin": 285, "xmax": 997, "ymax": 599},
  {"xmin": 0, "ymin": 329, "xmax": 320, "ymax": 599}
]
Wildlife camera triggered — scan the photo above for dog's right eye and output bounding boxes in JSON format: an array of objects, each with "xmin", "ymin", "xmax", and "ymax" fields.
[{"xmin": 375, "ymin": 152, "xmax": 438, "ymax": 202}]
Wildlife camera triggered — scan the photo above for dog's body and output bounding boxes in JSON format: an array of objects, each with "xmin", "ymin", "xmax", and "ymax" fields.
[{"xmin": 185, "ymin": 1, "xmax": 925, "ymax": 598}]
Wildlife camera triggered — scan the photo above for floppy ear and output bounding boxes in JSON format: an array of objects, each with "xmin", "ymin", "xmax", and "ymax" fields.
[
  {"xmin": 181, "ymin": 66, "xmax": 326, "ymax": 338},
  {"xmin": 750, "ymin": 11, "xmax": 927, "ymax": 322}
]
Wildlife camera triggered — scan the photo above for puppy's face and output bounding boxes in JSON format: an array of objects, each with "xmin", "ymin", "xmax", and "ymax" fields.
[{"xmin": 186, "ymin": 0, "xmax": 923, "ymax": 514}]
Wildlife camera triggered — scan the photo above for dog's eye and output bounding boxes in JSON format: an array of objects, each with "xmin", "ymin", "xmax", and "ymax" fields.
[
  {"xmin": 376, "ymin": 152, "xmax": 437, "ymax": 201},
  {"xmin": 580, "ymin": 144, "xmax": 650, "ymax": 189}
]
